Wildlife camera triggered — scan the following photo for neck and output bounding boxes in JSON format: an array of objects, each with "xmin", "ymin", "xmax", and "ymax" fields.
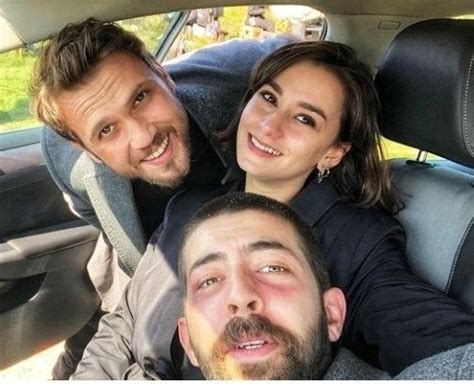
[{"xmin": 244, "ymin": 174, "xmax": 308, "ymax": 204}]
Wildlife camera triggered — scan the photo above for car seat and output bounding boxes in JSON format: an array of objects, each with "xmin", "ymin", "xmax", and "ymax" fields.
[{"xmin": 375, "ymin": 19, "xmax": 474, "ymax": 310}]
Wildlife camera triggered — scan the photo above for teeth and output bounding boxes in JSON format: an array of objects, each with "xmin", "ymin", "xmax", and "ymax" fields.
[
  {"xmin": 251, "ymin": 136, "xmax": 282, "ymax": 156},
  {"xmin": 143, "ymin": 134, "xmax": 169, "ymax": 161},
  {"xmin": 236, "ymin": 340, "xmax": 266, "ymax": 350}
]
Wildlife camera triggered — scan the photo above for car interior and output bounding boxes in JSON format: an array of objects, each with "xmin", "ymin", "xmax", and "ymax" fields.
[{"xmin": 0, "ymin": 0, "xmax": 473, "ymax": 374}]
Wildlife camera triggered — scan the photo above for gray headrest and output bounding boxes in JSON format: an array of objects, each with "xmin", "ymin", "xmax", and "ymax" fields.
[{"xmin": 375, "ymin": 19, "xmax": 474, "ymax": 167}]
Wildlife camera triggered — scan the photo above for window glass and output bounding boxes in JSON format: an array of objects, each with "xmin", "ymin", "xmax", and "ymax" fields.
[
  {"xmin": 382, "ymin": 138, "xmax": 443, "ymax": 161},
  {"xmin": 382, "ymin": 138, "xmax": 420, "ymax": 160},
  {"xmin": 164, "ymin": 5, "xmax": 326, "ymax": 61},
  {"xmin": 118, "ymin": 13, "xmax": 178, "ymax": 53},
  {"xmin": 0, "ymin": 47, "xmax": 40, "ymax": 133}
]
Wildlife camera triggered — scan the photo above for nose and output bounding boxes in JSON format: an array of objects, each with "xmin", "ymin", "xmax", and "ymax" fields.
[
  {"xmin": 259, "ymin": 110, "xmax": 284, "ymax": 138},
  {"xmin": 127, "ymin": 119, "xmax": 154, "ymax": 149},
  {"xmin": 227, "ymin": 270, "xmax": 263, "ymax": 316}
]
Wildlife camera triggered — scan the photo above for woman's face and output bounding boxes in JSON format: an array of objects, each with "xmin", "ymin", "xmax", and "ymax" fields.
[{"xmin": 237, "ymin": 61, "xmax": 349, "ymax": 186}]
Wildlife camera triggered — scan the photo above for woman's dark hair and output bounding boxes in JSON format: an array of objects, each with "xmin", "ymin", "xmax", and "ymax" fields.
[{"xmin": 214, "ymin": 41, "xmax": 400, "ymax": 213}]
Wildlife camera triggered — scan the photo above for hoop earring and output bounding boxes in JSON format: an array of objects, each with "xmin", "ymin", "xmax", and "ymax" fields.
[{"xmin": 317, "ymin": 168, "xmax": 330, "ymax": 183}]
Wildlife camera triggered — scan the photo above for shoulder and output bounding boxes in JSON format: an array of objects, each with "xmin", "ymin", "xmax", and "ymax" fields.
[
  {"xmin": 324, "ymin": 348, "xmax": 390, "ymax": 380},
  {"xmin": 148, "ymin": 185, "xmax": 228, "ymax": 248},
  {"xmin": 294, "ymin": 178, "xmax": 403, "ymax": 238},
  {"xmin": 165, "ymin": 35, "xmax": 293, "ymax": 77},
  {"xmin": 323, "ymin": 201, "xmax": 407, "ymax": 268},
  {"xmin": 293, "ymin": 179, "xmax": 406, "ymax": 257},
  {"xmin": 396, "ymin": 343, "xmax": 474, "ymax": 380},
  {"xmin": 164, "ymin": 186, "xmax": 229, "ymax": 219},
  {"xmin": 333, "ymin": 200, "xmax": 403, "ymax": 235}
]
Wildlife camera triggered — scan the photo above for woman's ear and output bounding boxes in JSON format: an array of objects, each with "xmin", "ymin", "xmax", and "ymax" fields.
[
  {"xmin": 322, "ymin": 287, "xmax": 346, "ymax": 342},
  {"xmin": 319, "ymin": 142, "xmax": 352, "ymax": 170},
  {"xmin": 178, "ymin": 317, "xmax": 200, "ymax": 367}
]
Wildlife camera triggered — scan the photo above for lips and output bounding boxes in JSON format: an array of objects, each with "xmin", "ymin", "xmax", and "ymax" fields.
[
  {"xmin": 249, "ymin": 134, "xmax": 282, "ymax": 156},
  {"xmin": 226, "ymin": 335, "xmax": 277, "ymax": 361},
  {"xmin": 236, "ymin": 339, "xmax": 268, "ymax": 350},
  {"xmin": 226, "ymin": 332, "xmax": 275, "ymax": 354},
  {"xmin": 142, "ymin": 133, "xmax": 169, "ymax": 162}
]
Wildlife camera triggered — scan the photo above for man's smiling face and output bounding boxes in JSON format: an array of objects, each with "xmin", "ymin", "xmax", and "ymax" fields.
[
  {"xmin": 177, "ymin": 209, "xmax": 335, "ymax": 380},
  {"xmin": 57, "ymin": 52, "xmax": 190, "ymax": 187}
]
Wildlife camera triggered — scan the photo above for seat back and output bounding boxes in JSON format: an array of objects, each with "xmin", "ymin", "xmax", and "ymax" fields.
[{"xmin": 375, "ymin": 19, "xmax": 474, "ymax": 310}]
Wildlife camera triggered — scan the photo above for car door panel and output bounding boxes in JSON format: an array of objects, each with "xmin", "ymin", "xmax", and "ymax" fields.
[{"xmin": 0, "ymin": 136, "xmax": 100, "ymax": 369}]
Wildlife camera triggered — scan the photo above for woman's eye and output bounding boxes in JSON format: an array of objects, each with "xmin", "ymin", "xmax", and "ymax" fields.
[
  {"xmin": 260, "ymin": 265, "xmax": 286, "ymax": 274},
  {"xmin": 99, "ymin": 125, "xmax": 114, "ymax": 138},
  {"xmin": 296, "ymin": 115, "xmax": 316, "ymax": 127},
  {"xmin": 260, "ymin": 91, "xmax": 277, "ymax": 105}
]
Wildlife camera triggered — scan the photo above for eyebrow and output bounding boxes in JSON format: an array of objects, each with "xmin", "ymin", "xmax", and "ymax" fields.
[
  {"xmin": 88, "ymin": 80, "xmax": 148, "ymax": 141},
  {"xmin": 188, "ymin": 252, "xmax": 225, "ymax": 277},
  {"xmin": 268, "ymin": 80, "xmax": 282, "ymax": 94},
  {"xmin": 298, "ymin": 101, "xmax": 327, "ymax": 122},
  {"xmin": 268, "ymin": 80, "xmax": 327, "ymax": 122},
  {"xmin": 187, "ymin": 240, "xmax": 298, "ymax": 277},
  {"xmin": 246, "ymin": 240, "xmax": 294, "ymax": 255}
]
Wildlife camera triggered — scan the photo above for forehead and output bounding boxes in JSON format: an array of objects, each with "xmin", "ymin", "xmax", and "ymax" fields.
[
  {"xmin": 272, "ymin": 61, "xmax": 344, "ymax": 99},
  {"xmin": 84, "ymin": 51, "xmax": 153, "ymax": 83},
  {"xmin": 182, "ymin": 210, "xmax": 306, "ymax": 269}
]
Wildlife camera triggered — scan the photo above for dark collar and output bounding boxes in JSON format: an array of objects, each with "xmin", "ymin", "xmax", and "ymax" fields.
[
  {"xmin": 185, "ymin": 109, "xmax": 240, "ymax": 186},
  {"xmin": 290, "ymin": 177, "xmax": 341, "ymax": 227},
  {"xmin": 228, "ymin": 175, "xmax": 341, "ymax": 226}
]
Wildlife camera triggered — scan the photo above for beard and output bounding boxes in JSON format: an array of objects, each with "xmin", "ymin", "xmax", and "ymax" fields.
[
  {"xmin": 134, "ymin": 128, "xmax": 191, "ymax": 188},
  {"xmin": 192, "ymin": 313, "xmax": 333, "ymax": 380}
]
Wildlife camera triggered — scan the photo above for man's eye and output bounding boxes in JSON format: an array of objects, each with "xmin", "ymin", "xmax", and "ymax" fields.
[
  {"xmin": 260, "ymin": 265, "xmax": 286, "ymax": 274},
  {"xmin": 199, "ymin": 277, "xmax": 220, "ymax": 289},
  {"xmin": 135, "ymin": 91, "xmax": 147, "ymax": 106},
  {"xmin": 99, "ymin": 125, "xmax": 114, "ymax": 138},
  {"xmin": 260, "ymin": 91, "xmax": 277, "ymax": 105},
  {"xmin": 296, "ymin": 114, "xmax": 316, "ymax": 128}
]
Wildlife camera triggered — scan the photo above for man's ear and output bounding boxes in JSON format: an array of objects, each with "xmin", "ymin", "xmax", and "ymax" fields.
[
  {"xmin": 71, "ymin": 141, "xmax": 103, "ymax": 164},
  {"xmin": 323, "ymin": 287, "xmax": 346, "ymax": 342},
  {"xmin": 178, "ymin": 316, "xmax": 200, "ymax": 367},
  {"xmin": 318, "ymin": 142, "xmax": 351, "ymax": 171}
]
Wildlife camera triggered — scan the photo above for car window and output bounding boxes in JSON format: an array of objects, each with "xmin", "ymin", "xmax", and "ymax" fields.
[
  {"xmin": 118, "ymin": 13, "xmax": 180, "ymax": 53},
  {"xmin": 163, "ymin": 5, "xmax": 326, "ymax": 62},
  {"xmin": 0, "ymin": 47, "xmax": 40, "ymax": 134}
]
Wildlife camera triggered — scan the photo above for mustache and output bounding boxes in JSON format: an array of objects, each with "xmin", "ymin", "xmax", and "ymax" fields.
[
  {"xmin": 215, "ymin": 314, "xmax": 298, "ymax": 352},
  {"xmin": 130, "ymin": 128, "xmax": 175, "ymax": 163}
]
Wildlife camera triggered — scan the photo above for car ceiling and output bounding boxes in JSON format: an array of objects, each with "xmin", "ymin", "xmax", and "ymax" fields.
[{"xmin": 1, "ymin": 0, "xmax": 474, "ymax": 52}]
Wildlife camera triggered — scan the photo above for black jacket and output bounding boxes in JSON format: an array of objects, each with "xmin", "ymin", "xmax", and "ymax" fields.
[{"xmin": 72, "ymin": 177, "xmax": 474, "ymax": 379}]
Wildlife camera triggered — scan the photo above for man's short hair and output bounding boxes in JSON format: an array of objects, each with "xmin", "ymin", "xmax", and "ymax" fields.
[
  {"xmin": 178, "ymin": 192, "xmax": 330, "ymax": 294},
  {"xmin": 30, "ymin": 17, "xmax": 165, "ymax": 140}
]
